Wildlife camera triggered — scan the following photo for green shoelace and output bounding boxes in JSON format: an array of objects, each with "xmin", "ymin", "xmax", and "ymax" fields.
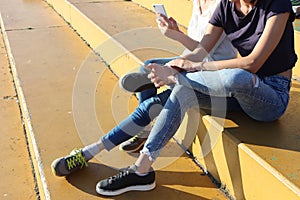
[{"xmin": 66, "ymin": 149, "xmax": 88, "ymax": 170}]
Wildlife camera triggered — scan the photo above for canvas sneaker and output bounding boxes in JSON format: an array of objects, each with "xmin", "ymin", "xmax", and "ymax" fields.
[
  {"xmin": 119, "ymin": 131, "xmax": 149, "ymax": 152},
  {"xmin": 96, "ymin": 165, "xmax": 156, "ymax": 196},
  {"xmin": 119, "ymin": 72, "xmax": 156, "ymax": 93},
  {"xmin": 51, "ymin": 149, "xmax": 88, "ymax": 177}
]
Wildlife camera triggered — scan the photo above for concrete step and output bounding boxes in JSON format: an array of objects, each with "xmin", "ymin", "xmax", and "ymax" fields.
[
  {"xmin": 45, "ymin": 0, "xmax": 186, "ymax": 76},
  {"xmin": 0, "ymin": 0, "xmax": 228, "ymax": 199},
  {"xmin": 294, "ymin": 25, "xmax": 300, "ymax": 80},
  {"xmin": 0, "ymin": 20, "xmax": 37, "ymax": 200},
  {"xmin": 44, "ymin": 0, "xmax": 300, "ymax": 199},
  {"xmin": 193, "ymin": 86, "xmax": 300, "ymax": 199}
]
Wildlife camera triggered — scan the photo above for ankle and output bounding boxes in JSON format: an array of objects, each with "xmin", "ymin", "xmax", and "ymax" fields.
[
  {"xmin": 134, "ymin": 163, "xmax": 151, "ymax": 174},
  {"xmin": 82, "ymin": 142, "xmax": 102, "ymax": 161},
  {"xmin": 135, "ymin": 152, "xmax": 153, "ymax": 173}
]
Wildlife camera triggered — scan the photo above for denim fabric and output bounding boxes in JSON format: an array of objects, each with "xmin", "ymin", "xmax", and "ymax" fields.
[
  {"xmin": 101, "ymin": 90, "xmax": 172, "ymax": 151},
  {"xmin": 102, "ymin": 67, "xmax": 290, "ymax": 160},
  {"xmin": 141, "ymin": 69, "xmax": 291, "ymax": 160},
  {"xmin": 101, "ymin": 57, "xmax": 177, "ymax": 150},
  {"xmin": 176, "ymin": 68, "xmax": 291, "ymax": 121},
  {"xmin": 141, "ymin": 85, "xmax": 211, "ymax": 160}
]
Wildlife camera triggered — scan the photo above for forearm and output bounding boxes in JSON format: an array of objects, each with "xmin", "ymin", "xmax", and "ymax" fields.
[
  {"xmin": 181, "ymin": 44, "xmax": 209, "ymax": 62},
  {"xmin": 197, "ymin": 56, "xmax": 255, "ymax": 72},
  {"xmin": 180, "ymin": 25, "xmax": 224, "ymax": 62},
  {"xmin": 167, "ymin": 31, "xmax": 199, "ymax": 51}
]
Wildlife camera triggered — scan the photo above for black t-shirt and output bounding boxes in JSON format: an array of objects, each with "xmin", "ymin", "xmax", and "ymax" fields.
[{"xmin": 209, "ymin": 0, "xmax": 298, "ymax": 77}]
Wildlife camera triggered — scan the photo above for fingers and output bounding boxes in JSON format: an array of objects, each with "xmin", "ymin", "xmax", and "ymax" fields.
[
  {"xmin": 158, "ymin": 13, "xmax": 168, "ymax": 21},
  {"xmin": 166, "ymin": 58, "xmax": 184, "ymax": 68},
  {"xmin": 157, "ymin": 14, "xmax": 179, "ymax": 31},
  {"xmin": 147, "ymin": 64, "xmax": 168, "ymax": 87},
  {"xmin": 168, "ymin": 17, "xmax": 179, "ymax": 31},
  {"xmin": 147, "ymin": 72, "xmax": 165, "ymax": 87},
  {"xmin": 146, "ymin": 63, "xmax": 157, "ymax": 72},
  {"xmin": 165, "ymin": 58, "xmax": 198, "ymax": 72},
  {"xmin": 156, "ymin": 13, "xmax": 169, "ymax": 27}
]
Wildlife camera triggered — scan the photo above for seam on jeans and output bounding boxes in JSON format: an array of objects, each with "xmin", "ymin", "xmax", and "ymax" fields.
[
  {"xmin": 235, "ymin": 90, "xmax": 283, "ymax": 106},
  {"xmin": 234, "ymin": 75, "xmax": 289, "ymax": 107}
]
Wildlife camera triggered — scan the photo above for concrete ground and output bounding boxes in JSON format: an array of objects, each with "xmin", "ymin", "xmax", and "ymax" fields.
[
  {"xmin": 0, "ymin": 0, "xmax": 228, "ymax": 199},
  {"xmin": 0, "ymin": 22, "xmax": 36, "ymax": 200},
  {"xmin": 2, "ymin": 0, "xmax": 299, "ymax": 199}
]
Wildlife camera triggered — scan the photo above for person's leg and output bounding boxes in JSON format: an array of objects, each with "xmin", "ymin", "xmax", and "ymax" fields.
[
  {"xmin": 96, "ymin": 69, "xmax": 291, "ymax": 195},
  {"xmin": 134, "ymin": 69, "xmax": 291, "ymax": 173},
  {"xmin": 101, "ymin": 89, "xmax": 172, "ymax": 150},
  {"xmin": 51, "ymin": 89, "xmax": 172, "ymax": 176},
  {"xmin": 175, "ymin": 68, "xmax": 291, "ymax": 121},
  {"xmin": 119, "ymin": 57, "xmax": 177, "ymax": 151},
  {"xmin": 96, "ymin": 85, "xmax": 227, "ymax": 195},
  {"xmin": 136, "ymin": 85, "xmax": 215, "ymax": 168}
]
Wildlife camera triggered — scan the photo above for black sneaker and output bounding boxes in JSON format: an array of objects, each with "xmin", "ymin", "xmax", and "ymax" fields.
[
  {"xmin": 119, "ymin": 131, "xmax": 149, "ymax": 152},
  {"xmin": 51, "ymin": 149, "xmax": 88, "ymax": 177},
  {"xmin": 96, "ymin": 165, "xmax": 156, "ymax": 196},
  {"xmin": 119, "ymin": 72, "xmax": 156, "ymax": 93}
]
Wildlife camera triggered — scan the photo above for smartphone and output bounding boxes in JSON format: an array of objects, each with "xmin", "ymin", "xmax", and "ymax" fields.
[{"xmin": 153, "ymin": 4, "xmax": 168, "ymax": 19}]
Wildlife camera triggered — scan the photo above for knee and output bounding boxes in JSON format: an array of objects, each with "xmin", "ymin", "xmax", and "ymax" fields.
[
  {"xmin": 171, "ymin": 85, "xmax": 194, "ymax": 98},
  {"xmin": 223, "ymin": 69, "xmax": 251, "ymax": 88},
  {"xmin": 168, "ymin": 85, "xmax": 198, "ymax": 107},
  {"xmin": 135, "ymin": 96, "xmax": 163, "ymax": 121}
]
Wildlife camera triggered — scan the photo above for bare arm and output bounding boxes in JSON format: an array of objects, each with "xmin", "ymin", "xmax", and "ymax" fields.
[
  {"xmin": 149, "ymin": 13, "xmax": 291, "ymax": 87},
  {"xmin": 194, "ymin": 13, "xmax": 290, "ymax": 72},
  {"xmin": 157, "ymin": 14, "xmax": 200, "ymax": 51},
  {"xmin": 165, "ymin": 24, "xmax": 223, "ymax": 69},
  {"xmin": 182, "ymin": 24, "xmax": 224, "ymax": 62}
]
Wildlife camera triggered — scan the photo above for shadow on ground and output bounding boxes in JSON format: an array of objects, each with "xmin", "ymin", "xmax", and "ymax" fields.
[{"xmin": 66, "ymin": 162, "xmax": 220, "ymax": 200}]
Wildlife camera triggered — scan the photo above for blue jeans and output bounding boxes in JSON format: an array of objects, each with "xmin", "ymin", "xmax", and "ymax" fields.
[
  {"xmin": 101, "ymin": 89, "xmax": 172, "ymax": 151},
  {"xmin": 141, "ymin": 69, "xmax": 291, "ymax": 160},
  {"xmin": 101, "ymin": 57, "xmax": 177, "ymax": 150},
  {"xmin": 175, "ymin": 68, "xmax": 291, "ymax": 121},
  {"xmin": 102, "ymin": 68, "xmax": 290, "ymax": 160}
]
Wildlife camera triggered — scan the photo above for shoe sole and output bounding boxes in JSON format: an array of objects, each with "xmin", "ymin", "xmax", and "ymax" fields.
[
  {"xmin": 51, "ymin": 158, "xmax": 64, "ymax": 177},
  {"xmin": 96, "ymin": 182, "xmax": 156, "ymax": 196},
  {"xmin": 51, "ymin": 166, "xmax": 58, "ymax": 176},
  {"xmin": 118, "ymin": 139, "xmax": 146, "ymax": 153}
]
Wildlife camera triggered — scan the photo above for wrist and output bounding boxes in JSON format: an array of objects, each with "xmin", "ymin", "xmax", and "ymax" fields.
[
  {"xmin": 172, "ymin": 31, "xmax": 186, "ymax": 42},
  {"xmin": 195, "ymin": 61, "xmax": 206, "ymax": 71},
  {"xmin": 201, "ymin": 61, "xmax": 206, "ymax": 70}
]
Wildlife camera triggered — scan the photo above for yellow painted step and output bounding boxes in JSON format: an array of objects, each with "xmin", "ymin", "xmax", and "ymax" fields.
[
  {"xmin": 0, "ymin": 24, "xmax": 37, "ymax": 200},
  {"xmin": 132, "ymin": 0, "xmax": 193, "ymax": 27},
  {"xmin": 45, "ymin": 0, "xmax": 300, "ymax": 199},
  {"xmin": 191, "ymin": 81, "xmax": 300, "ymax": 199},
  {"xmin": 0, "ymin": 0, "xmax": 228, "ymax": 199},
  {"xmin": 293, "ymin": 20, "xmax": 300, "ymax": 79},
  {"xmin": 45, "ymin": 0, "xmax": 185, "ymax": 77}
]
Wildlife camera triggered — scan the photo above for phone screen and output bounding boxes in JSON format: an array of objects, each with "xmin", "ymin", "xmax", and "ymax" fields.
[{"xmin": 153, "ymin": 4, "xmax": 168, "ymax": 18}]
